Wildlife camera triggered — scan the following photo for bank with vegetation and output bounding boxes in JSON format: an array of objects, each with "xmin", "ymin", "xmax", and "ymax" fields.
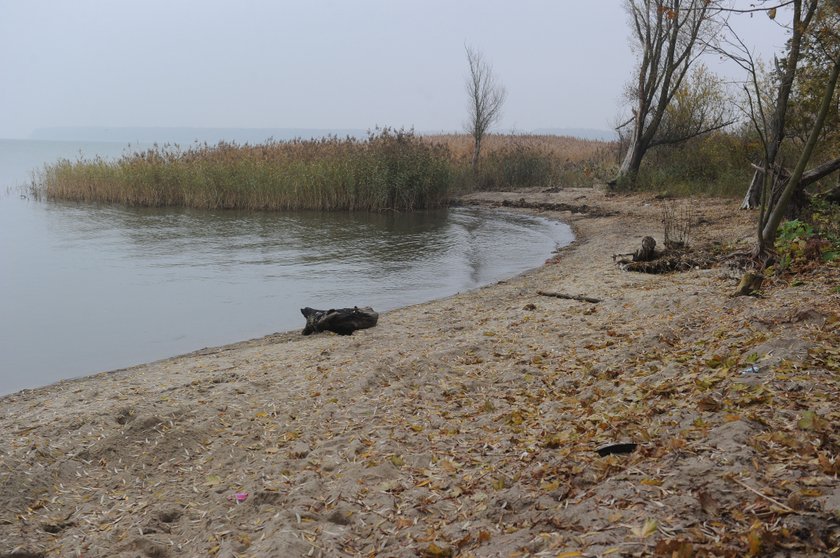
[
  {"xmin": 38, "ymin": 129, "xmax": 615, "ymax": 211},
  {"xmin": 37, "ymin": 126, "xmax": 838, "ymax": 213}
]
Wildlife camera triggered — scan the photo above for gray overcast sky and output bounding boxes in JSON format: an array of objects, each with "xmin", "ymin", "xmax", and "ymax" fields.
[{"xmin": 0, "ymin": 1, "xmax": 789, "ymax": 139}]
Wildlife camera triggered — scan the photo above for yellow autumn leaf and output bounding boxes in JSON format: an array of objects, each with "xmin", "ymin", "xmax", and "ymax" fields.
[
  {"xmin": 747, "ymin": 521, "xmax": 763, "ymax": 556},
  {"xmin": 797, "ymin": 410, "xmax": 818, "ymax": 430},
  {"xmin": 541, "ymin": 480, "xmax": 561, "ymax": 492},
  {"xmin": 643, "ymin": 518, "xmax": 658, "ymax": 537},
  {"xmin": 556, "ymin": 551, "xmax": 583, "ymax": 558},
  {"xmin": 439, "ymin": 460, "xmax": 458, "ymax": 473},
  {"xmin": 631, "ymin": 518, "xmax": 657, "ymax": 538},
  {"xmin": 237, "ymin": 533, "xmax": 252, "ymax": 548},
  {"xmin": 255, "ymin": 411, "xmax": 268, "ymax": 418}
]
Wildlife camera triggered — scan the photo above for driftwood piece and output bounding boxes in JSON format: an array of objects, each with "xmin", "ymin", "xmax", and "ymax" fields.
[
  {"xmin": 615, "ymin": 235, "xmax": 719, "ymax": 274},
  {"xmin": 537, "ymin": 291, "xmax": 601, "ymax": 303},
  {"xmin": 613, "ymin": 236, "xmax": 658, "ymax": 265},
  {"xmin": 634, "ymin": 236, "xmax": 657, "ymax": 262},
  {"xmin": 621, "ymin": 250, "xmax": 715, "ymax": 274},
  {"xmin": 301, "ymin": 306, "xmax": 379, "ymax": 336}
]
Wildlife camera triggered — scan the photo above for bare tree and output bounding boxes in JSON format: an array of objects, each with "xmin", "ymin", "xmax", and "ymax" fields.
[
  {"xmin": 465, "ymin": 46, "xmax": 506, "ymax": 175},
  {"xmin": 732, "ymin": 1, "xmax": 816, "ymax": 211},
  {"xmin": 616, "ymin": 0, "xmax": 725, "ymax": 185},
  {"xmin": 725, "ymin": 0, "xmax": 840, "ymax": 255}
]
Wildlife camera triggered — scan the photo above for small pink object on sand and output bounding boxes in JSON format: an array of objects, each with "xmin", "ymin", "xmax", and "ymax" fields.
[{"xmin": 231, "ymin": 492, "xmax": 249, "ymax": 504}]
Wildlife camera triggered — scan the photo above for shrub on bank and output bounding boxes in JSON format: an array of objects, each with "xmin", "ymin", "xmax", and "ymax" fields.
[{"xmin": 622, "ymin": 132, "xmax": 761, "ymax": 198}]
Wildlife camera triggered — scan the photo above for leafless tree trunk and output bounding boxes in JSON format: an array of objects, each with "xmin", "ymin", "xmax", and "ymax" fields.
[
  {"xmin": 744, "ymin": 155, "xmax": 840, "ymax": 217},
  {"xmin": 733, "ymin": 0, "xmax": 818, "ymax": 211},
  {"xmin": 465, "ymin": 46, "xmax": 506, "ymax": 176},
  {"xmin": 616, "ymin": 0, "xmax": 723, "ymax": 184},
  {"xmin": 761, "ymin": 55, "xmax": 840, "ymax": 245},
  {"xmin": 725, "ymin": 0, "xmax": 839, "ymax": 254}
]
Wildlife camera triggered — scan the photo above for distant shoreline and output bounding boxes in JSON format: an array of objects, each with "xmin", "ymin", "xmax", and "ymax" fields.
[{"xmin": 29, "ymin": 126, "xmax": 619, "ymax": 144}]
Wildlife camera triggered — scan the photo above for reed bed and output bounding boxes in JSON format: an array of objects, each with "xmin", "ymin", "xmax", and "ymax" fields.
[
  {"xmin": 430, "ymin": 133, "xmax": 618, "ymax": 191},
  {"xmin": 40, "ymin": 131, "xmax": 618, "ymax": 211},
  {"xmin": 40, "ymin": 129, "xmax": 452, "ymax": 211},
  {"xmin": 427, "ymin": 133, "xmax": 612, "ymax": 161}
]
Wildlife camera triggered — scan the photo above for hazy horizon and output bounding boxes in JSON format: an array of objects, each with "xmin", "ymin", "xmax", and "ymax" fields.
[
  {"xmin": 25, "ymin": 125, "xmax": 620, "ymax": 144},
  {"xmin": 1, "ymin": 1, "xmax": 790, "ymax": 142}
]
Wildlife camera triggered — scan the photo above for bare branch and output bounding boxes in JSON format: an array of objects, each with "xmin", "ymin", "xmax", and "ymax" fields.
[{"xmin": 464, "ymin": 46, "xmax": 506, "ymax": 175}]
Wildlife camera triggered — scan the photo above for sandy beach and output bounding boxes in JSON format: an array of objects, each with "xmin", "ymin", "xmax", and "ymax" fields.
[{"xmin": 2, "ymin": 188, "xmax": 838, "ymax": 557}]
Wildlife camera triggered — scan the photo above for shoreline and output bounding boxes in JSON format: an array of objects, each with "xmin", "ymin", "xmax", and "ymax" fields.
[
  {"xmin": 0, "ymin": 203, "xmax": 572, "ymax": 400},
  {"xmin": 3, "ymin": 187, "xmax": 838, "ymax": 557}
]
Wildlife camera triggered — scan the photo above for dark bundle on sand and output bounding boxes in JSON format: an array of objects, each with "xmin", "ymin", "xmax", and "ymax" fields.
[
  {"xmin": 620, "ymin": 250, "xmax": 715, "ymax": 273},
  {"xmin": 301, "ymin": 306, "xmax": 379, "ymax": 336},
  {"xmin": 614, "ymin": 236, "xmax": 717, "ymax": 274}
]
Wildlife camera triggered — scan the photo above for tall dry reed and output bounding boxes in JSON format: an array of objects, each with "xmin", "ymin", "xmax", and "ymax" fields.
[
  {"xmin": 40, "ymin": 131, "xmax": 619, "ymax": 210},
  {"xmin": 41, "ymin": 129, "xmax": 452, "ymax": 211},
  {"xmin": 429, "ymin": 133, "xmax": 618, "ymax": 191}
]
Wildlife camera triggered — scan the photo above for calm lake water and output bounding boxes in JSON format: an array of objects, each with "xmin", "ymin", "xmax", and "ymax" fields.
[{"xmin": 0, "ymin": 139, "xmax": 572, "ymax": 395}]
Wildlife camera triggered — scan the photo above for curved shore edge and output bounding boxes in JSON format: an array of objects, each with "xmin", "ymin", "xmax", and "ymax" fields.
[
  {"xmin": 0, "ymin": 203, "xmax": 574, "ymax": 399},
  {"xmin": 2, "ymin": 187, "xmax": 838, "ymax": 557}
]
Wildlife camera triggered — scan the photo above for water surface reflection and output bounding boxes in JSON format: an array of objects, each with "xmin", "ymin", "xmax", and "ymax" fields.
[{"xmin": 1, "ymin": 198, "xmax": 572, "ymax": 394}]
